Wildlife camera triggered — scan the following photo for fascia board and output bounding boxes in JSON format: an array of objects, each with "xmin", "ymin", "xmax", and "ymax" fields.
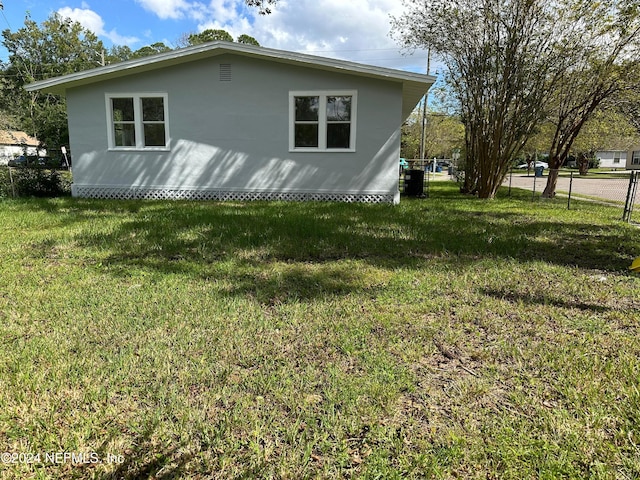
[{"xmin": 26, "ymin": 41, "xmax": 435, "ymax": 101}]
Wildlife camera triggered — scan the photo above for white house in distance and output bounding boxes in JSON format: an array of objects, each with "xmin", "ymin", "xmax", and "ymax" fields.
[
  {"xmin": 595, "ymin": 150, "xmax": 627, "ymax": 169},
  {"xmin": 0, "ymin": 130, "xmax": 43, "ymax": 165},
  {"xmin": 26, "ymin": 42, "xmax": 434, "ymax": 204}
]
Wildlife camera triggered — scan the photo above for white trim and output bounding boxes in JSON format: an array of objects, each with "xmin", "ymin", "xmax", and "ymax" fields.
[
  {"xmin": 105, "ymin": 93, "xmax": 170, "ymax": 151},
  {"xmin": 289, "ymin": 90, "xmax": 357, "ymax": 152},
  {"xmin": 26, "ymin": 42, "xmax": 434, "ymax": 96}
]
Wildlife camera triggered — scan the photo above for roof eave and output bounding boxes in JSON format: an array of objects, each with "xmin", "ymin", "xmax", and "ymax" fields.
[{"xmin": 26, "ymin": 41, "xmax": 435, "ymax": 97}]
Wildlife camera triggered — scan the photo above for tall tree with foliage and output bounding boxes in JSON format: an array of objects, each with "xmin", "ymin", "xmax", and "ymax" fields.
[
  {"xmin": 402, "ymin": 111, "xmax": 464, "ymax": 160},
  {"xmin": 131, "ymin": 42, "xmax": 172, "ymax": 58},
  {"xmin": 540, "ymin": 0, "xmax": 640, "ymax": 197},
  {"xmin": 1, "ymin": 13, "xmax": 106, "ymax": 151},
  {"xmin": 188, "ymin": 29, "xmax": 234, "ymax": 45},
  {"xmin": 237, "ymin": 34, "xmax": 260, "ymax": 46},
  {"xmin": 394, "ymin": 0, "xmax": 562, "ymax": 198}
]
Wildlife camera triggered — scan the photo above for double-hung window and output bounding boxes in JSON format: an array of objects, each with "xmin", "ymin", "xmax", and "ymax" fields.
[
  {"xmin": 632, "ymin": 151, "xmax": 640, "ymax": 166},
  {"xmin": 106, "ymin": 94, "xmax": 169, "ymax": 150},
  {"xmin": 290, "ymin": 91, "xmax": 356, "ymax": 151},
  {"xmin": 613, "ymin": 152, "xmax": 621, "ymax": 164}
]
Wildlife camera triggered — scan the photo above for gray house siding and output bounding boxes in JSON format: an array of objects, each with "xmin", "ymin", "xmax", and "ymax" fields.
[{"xmin": 66, "ymin": 54, "xmax": 404, "ymax": 202}]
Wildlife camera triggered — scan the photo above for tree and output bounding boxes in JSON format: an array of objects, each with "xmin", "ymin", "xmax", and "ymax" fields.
[
  {"xmin": 237, "ymin": 34, "xmax": 260, "ymax": 46},
  {"xmin": 401, "ymin": 110, "xmax": 464, "ymax": 160},
  {"xmin": 106, "ymin": 45, "xmax": 134, "ymax": 63},
  {"xmin": 393, "ymin": 0, "xmax": 562, "ymax": 198},
  {"xmin": 131, "ymin": 42, "xmax": 172, "ymax": 58},
  {"xmin": 569, "ymin": 109, "xmax": 639, "ymax": 173},
  {"xmin": 188, "ymin": 29, "xmax": 234, "ymax": 45},
  {"xmin": 1, "ymin": 13, "xmax": 107, "ymax": 151},
  {"xmin": 244, "ymin": 0, "xmax": 278, "ymax": 14},
  {"xmin": 540, "ymin": 1, "xmax": 640, "ymax": 196}
]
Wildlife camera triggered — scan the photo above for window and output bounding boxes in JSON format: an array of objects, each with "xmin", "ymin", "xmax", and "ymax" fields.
[
  {"xmin": 633, "ymin": 151, "xmax": 640, "ymax": 166},
  {"xmin": 613, "ymin": 152, "xmax": 621, "ymax": 164},
  {"xmin": 106, "ymin": 94, "xmax": 169, "ymax": 150},
  {"xmin": 290, "ymin": 91, "xmax": 356, "ymax": 151}
]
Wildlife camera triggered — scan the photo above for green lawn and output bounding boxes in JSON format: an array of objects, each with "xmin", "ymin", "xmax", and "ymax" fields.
[{"xmin": 1, "ymin": 183, "xmax": 639, "ymax": 479}]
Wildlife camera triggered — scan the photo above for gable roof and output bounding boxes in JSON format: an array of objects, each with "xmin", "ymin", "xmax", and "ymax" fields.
[
  {"xmin": 0, "ymin": 130, "xmax": 39, "ymax": 147},
  {"xmin": 25, "ymin": 41, "xmax": 435, "ymax": 121}
]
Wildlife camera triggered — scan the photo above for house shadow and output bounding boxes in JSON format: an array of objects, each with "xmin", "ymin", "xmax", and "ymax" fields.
[
  {"xmin": 96, "ymin": 423, "xmax": 193, "ymax": 480},
  {"xmin": 23, "ymin": 192, "xmax": 638, "ymax": 307}
]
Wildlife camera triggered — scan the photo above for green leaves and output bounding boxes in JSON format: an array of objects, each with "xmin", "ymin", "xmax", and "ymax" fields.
[{"xmin": 0, "ymin": 13, "xmax": 107, "ymax": 150}]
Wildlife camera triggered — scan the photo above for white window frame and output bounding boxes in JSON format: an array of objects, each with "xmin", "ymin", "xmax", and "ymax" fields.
[
  {"xmin": 106, "ymin": 93, "xmax": 170, "ymax": 151},
  {"xmin": 613, "ymin": 152, "xmax": 621, "ymax": 164},
  {"xmin": 289, "ymin": 90, "xmax": 357, "ymax": 152},
  {"xmin": 633, "ymin": 151, "xmax": 640, "ymax": 166}
]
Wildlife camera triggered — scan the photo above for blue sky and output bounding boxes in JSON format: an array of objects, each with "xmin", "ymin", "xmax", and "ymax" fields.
[{"xmin": 0, "ymin": 0, "xmax": 431, "ymax": 73}]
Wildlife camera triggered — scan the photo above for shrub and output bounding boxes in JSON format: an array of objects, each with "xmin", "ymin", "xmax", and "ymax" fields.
[{"xmin": 0, "ymin": 166, "xmax": 71, "ymax": 198}]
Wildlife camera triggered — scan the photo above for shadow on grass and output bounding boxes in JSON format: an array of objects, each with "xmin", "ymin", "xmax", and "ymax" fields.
[
  {"xmin": 481, "ymin": 288, "xmax": 611, "ymax": 313},
  {"xmin": 18, "ymin": 184, "xmax": 640, "ymax": 301},
  {"xmin": 96, "ymin": 423, "xmax": 193, "ymax": 480}
]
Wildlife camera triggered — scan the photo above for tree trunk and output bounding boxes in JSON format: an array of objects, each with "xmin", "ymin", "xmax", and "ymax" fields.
[
  {"xmin": 541, "ymin": 153, "xmax": 562, "ymax": 198},
  {"xmin": 578, "ymin": 153, "xmax": 589, "ymax": 175},
  {"xmin": 541, "ymin": 169, "xmax": 559, "ymax": 198}
]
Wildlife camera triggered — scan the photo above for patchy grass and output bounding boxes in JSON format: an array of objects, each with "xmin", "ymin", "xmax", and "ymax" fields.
[{"xmin": 0, "ymin": 183, "xmax": 639, "ymax": 479}]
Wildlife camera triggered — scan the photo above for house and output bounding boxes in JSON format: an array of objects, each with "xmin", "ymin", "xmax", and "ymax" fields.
[
  {"xmin": 627, "ymin": 148, "xmax": 640, "ymax": 170},
  {"xmin": 595, "ymin": 150, "xmax": 627, "ymax": 169},
  {"xmin": 26, "ymin": 42, "xmax": 434, "ymax": 203},
  {"xmin": 0, "ymin": 130, "xmax": 43, "ymax": 165}
]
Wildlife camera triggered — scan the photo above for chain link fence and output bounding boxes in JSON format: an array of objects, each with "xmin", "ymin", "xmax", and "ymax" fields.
[
  {"xmin": 504, "ymin": 170, "xmax": 640, "ymax": 223},
  {"xmin": 400, "ymin": 164, "xmax": 640, "ymax": 224}
]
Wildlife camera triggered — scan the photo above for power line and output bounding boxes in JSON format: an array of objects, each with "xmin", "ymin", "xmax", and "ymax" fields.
[{"xmin": 0, "ymin": 1, "xmax": 11, "ymax": 31}]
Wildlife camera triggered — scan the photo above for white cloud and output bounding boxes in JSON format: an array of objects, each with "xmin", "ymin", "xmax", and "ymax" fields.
[
  {"xmin": 184, "ymin": 0, "xmax": 430, "ymax": 72},
  {"xmin": 254, "ymin": 0, "xmax": 429, "ymax": 70},
  {"xmin": 58, "ymin": 6, "xmax": 105, "ymax": 34},
  {"xmin": 58, "ymin": 0, "xmax": 430, "ymax": 71},
  {"xmin": 57, "ymin": 5, "xmax": 140, "ymax": 46}
]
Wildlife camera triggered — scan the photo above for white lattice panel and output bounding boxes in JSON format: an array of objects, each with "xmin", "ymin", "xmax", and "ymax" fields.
[{"xmin": 73, "ymin": 187, "xmax": 395, "ymax": 204}]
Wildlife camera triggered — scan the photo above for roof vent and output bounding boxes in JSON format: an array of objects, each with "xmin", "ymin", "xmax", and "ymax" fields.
[{"xmin": 220, "ymin": 64, "xmax": 232, "ymax": 82}]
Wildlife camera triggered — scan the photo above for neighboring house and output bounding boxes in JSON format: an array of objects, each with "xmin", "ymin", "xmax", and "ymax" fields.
[
  {"xmin": 0, "ymin": 131, "xmax": 43, "ymax": 165},
  {"xmin": 627, "ymin": 148, "xmax": 640, "ymax": 170},
  {"xmin": 595, "ymin": 150, "xmax": 627, "ymax": 169},
  {"xmin": 26, "ymin": 41, "xmax": 434, "ymax": 203}
]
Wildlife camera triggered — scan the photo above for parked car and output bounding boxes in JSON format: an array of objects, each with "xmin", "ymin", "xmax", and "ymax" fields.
[
  {"xmin": 37, "ymin": 156, "xmax": 64, "ymax": 168},
  {"xmin": 516, "ymin": 161, "xmax": 549, "ymax": 169},
  {"xmin": 8, "ymin": 155, "xmax": 38, "ymax": 167},
  {"xmin": 8, "ymin": 155, "xmax": 63, "ymax": 168}
]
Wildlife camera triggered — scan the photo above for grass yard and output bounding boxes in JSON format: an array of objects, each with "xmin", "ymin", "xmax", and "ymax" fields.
[{"xmin": 0, "ymin": 183, "xmax": 639, "ymax": 479}]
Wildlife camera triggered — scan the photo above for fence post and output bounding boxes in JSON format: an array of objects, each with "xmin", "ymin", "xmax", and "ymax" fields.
[
  {"xmin": 567, "ymin": 172, "xmax": 573, "ymax": 210},
  {"xmin": 623, "ymin": 171, "xmax": 638, "ymax": 223}
]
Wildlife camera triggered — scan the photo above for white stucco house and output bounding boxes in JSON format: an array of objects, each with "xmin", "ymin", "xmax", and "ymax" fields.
[
  {"xmin": 26, "ymin": 41, "xmax": 434, "ymax": 203},
  {"xmin": 0, "ymin": 131, "xmax": 43, "ymax": 165}
]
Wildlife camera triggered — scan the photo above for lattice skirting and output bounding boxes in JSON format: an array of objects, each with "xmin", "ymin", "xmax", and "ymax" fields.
[{"xmin": 72, "ymin": 186, "xmax": 397, "ymax": 204}]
